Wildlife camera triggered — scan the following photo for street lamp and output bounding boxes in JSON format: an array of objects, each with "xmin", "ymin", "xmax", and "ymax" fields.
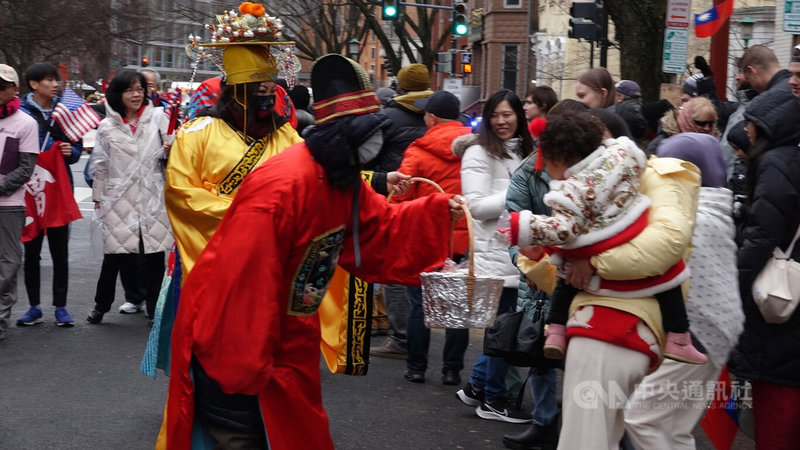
[
  {"xmin": 347, "ymin": 39, "xmax": 360, "ymax": 60},
  {"xmin": 739, "ymin": 17, "xmax": 756, "ymax": 48}
]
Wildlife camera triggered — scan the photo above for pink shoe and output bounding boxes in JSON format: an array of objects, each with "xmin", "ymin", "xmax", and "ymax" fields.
[
  {"xmin": 663, "ymin": 331, "xmax": 708, "ymax": 364},
  {"xmin": 543, "ymin": 324, "xmax": 566, "ymax": 360}
]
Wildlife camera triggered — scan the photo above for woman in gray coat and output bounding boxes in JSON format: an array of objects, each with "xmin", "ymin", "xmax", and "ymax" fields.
[{"xmin": 87, "ymin": 70, "xmax": 172, "ymax": 323}]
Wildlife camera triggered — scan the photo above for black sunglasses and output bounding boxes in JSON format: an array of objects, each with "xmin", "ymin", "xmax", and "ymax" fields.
[{"xmin": 694, "ymin": 119, "xmax": 715, "ymax": 127}]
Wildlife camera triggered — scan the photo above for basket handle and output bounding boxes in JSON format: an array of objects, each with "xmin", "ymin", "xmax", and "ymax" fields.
[
  {"xmin": 386, "ymin": 176, "xmax": 445, "ymax": 202},
  {"xmin": 387, "ymin": 177, "xmax": 457, "ymax": 259},
  {"xmin": 461, "ymin": 203, "xmax": 476, "ymax": 313}
]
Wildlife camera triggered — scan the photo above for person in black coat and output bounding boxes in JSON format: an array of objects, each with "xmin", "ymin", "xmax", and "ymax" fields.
[{"xmin": 728, "ymin": 80, "xmax": 800, "ymax": 450}]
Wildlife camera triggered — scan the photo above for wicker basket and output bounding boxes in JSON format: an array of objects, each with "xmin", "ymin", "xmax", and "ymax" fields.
[{"xmin": 409, "ymin": 181, "xmax": 503, "ymax": 329}]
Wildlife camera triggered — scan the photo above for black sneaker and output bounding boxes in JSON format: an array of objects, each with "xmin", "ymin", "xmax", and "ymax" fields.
[
  {"xmin": 475, "ymin": 398, "xmax": 532, "ymax": 424},
  {"xmin": 87, "ymin": 309, "xmax": 104, "ymax": 324},
  {"xmin": 455, "ymin": 383, "xmax": 484, "ymax": 407}
]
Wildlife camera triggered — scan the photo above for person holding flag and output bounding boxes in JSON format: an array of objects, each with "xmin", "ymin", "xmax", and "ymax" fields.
[{"xmin": 16, "ymin": 62, "xmax": 96, "ymax": 328}]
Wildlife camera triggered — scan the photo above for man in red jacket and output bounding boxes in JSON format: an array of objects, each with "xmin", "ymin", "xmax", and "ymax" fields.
[{"xmin": 390, "ymin": 90, "xmax": 474, "ymax": 385}]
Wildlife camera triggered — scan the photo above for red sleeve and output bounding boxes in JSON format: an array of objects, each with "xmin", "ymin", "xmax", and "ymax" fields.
[{"xmin": 339, "ymin": 182, "xmax": 454, "ymax": 286}]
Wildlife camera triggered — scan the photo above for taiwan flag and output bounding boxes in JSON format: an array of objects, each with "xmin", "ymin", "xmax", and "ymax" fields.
[
  {"xmin": 700, "ymin": 366, "xmax": 740, "ymax": 450},
  {"xmin": 694, "ymin": 0, "xmax": 735, "ymax": 38}
]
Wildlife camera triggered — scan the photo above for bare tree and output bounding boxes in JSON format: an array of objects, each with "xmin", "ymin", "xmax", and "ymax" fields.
[
  {"xmin": 604, "ymin": 0, "xmax": 670, "ymax": 102},
  {"xmin": 269, "ymin": 0, "xmax": 370, "ymax": 61},
  {"xmin": 349, "ymin": 0, "xmax": 453, "ymax": 72}
]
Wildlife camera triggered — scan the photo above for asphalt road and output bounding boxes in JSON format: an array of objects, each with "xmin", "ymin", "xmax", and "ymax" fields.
[{"xmin": 0, "ymin": 157, "xmax": 756, "ymax": 449}]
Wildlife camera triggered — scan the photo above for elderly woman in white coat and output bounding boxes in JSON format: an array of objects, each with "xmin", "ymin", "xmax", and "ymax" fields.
[
  {"xmin": 453, "ymin": 89, "xmax": 533, "ymax": 423},
  {"xmin": 87, "ymin": 70, "xmax": 172, "ymax": 324}
]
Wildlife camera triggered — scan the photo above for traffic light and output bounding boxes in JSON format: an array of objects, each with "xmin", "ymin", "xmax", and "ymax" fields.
[
  {"xmin": 141, "ymin": 57, "xmax": 150, "ymax": 67},
  {"xmin": 382, "ymin": 0, "xmax": 399, "ymax": 21},
  {"xmin": 453, "ymin": 0, "xmax": 468, "ymax": 36},
  {"xmin": 568, "ymin": 1, "xmax": 603, "ymax": 41}
]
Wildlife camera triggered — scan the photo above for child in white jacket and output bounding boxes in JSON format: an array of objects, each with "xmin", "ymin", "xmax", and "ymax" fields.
[{"xmin": 503, "ymin": 113, "xmax": 706, "ymax": 364}]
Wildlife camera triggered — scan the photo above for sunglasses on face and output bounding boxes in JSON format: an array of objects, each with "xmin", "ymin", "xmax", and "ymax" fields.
[{"xmin": 694, "ymin": 119, "xmax": 715, "ymax": 127}]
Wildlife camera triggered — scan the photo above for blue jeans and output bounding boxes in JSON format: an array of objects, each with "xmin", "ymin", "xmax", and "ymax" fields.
[
  {"xmin": 530, "ymin": 368, "xmax": 559, "ymax": 426},
  {"xmin": 406, "ymin": 285, "xmax": 469, "ymax": 374},
  {"xmin": 468, "ymin": 287, "xmax": 518, "ymax": 401}
]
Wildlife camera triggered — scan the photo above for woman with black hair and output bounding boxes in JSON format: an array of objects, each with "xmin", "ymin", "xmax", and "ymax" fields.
[
  {"xmin": 86, "ymin": 70, "xmax": 172, "ymax": 323},
  {"xmin": 453, "ymin": 89, "xmax": 533, "ymax": 424}
]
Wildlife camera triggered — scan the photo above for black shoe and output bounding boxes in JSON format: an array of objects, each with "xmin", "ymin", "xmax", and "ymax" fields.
[
  {"xmin": 442, "ymin": 369, "xmax": 461, "ymax": 386},
  {"xmin": 502, "ymin": 422, "xmax": 559, "ymax": 449},
  {"xmin": 455, "ymin": 383, "xmax": 484, "ymax": 407},
  {"xmin": 87, "ymin": 309, "xmax": 104, "ymax": 324},
  {"xmin": 404, "ymin": 372, "xmax": 425, "ymax": 383},
  {"xmin": 475, "ymin": 398, "xmax": 532, "ymax": 424}
]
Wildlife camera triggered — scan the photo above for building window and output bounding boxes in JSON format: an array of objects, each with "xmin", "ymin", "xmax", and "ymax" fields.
[
  {"xmin": 371, "ymin": 47, "xmax": 376, "ymax": 59},
  {"xmin": 504, "ymin": 0, "xmax": 521, "ymax": 8},
  {"xmin": 502, "ymin": 44, "xmax": 518, "ymax": 92}
]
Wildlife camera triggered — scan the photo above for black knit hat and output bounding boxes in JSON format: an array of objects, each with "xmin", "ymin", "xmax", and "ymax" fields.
[{"xmin": 311, "ymin": 54, "xmax": 380, "ymax": 124}]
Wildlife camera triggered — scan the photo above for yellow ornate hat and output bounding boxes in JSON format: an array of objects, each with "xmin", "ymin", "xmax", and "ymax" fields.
[
  {"xmin": 186, "ymin": 2, "xmax": 300, "ymax": 85},
  {"xmin": 222, "ymin": 45, "xmax": 278, "ymax": 85}
]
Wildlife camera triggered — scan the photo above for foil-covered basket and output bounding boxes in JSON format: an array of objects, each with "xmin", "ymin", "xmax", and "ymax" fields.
[
  {"xmin": 417, "ymin": 197, "xmax": 504, "ymax": 328},
  {"xmin": 421, "ymin": 270, "xmax": 504, "ymax": 328}
]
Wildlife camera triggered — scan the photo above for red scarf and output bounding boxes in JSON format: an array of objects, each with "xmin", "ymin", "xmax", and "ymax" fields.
[{"xmin": 0, "ymin": 96, "xmax": 20, "ymax": 119}]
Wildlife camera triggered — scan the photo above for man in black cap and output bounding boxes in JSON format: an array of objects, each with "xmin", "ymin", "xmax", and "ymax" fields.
[{"xmin": 164, "ymin": 54, "xmax": 467, "ymax": 450}]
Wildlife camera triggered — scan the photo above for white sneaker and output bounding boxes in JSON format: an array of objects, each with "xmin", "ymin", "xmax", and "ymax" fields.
[{"xmin": 119, "ymin": 301, "xmax": 144, "ymax": 314}]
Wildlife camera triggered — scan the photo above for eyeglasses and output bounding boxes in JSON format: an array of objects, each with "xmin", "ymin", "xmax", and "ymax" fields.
[
  {"xmin": 694, "ymin": 119, "xmax": 715, "ymax": 127},
  {"xmin": 124, "ymin": 87, "xmax": 145, "ymax": 95}
]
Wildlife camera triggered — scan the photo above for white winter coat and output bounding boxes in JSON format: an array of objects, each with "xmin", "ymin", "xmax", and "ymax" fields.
[
  {"xmin": 455, "ymin": 134, "xmax": 524, "ymax": 287},
  {"xmin": 91, "ymin": 102, "xmax": 172, "ymax": 254}
]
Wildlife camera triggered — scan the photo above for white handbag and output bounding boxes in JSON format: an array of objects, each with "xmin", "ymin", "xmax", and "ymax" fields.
[{"xmin": 751, "ymin": 224, "xmax": 800, "ymax": 324}]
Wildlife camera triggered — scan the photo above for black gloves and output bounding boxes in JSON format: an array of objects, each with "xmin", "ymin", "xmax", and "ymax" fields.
[{"xmin": 695, "ymin": 56, "xmax": 713, "ymax": 78}]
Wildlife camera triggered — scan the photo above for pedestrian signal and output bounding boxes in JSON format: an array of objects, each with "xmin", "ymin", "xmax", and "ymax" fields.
[
  {"xmin": 141, "ymin": 57, "xmax": 150, "ymax": 67},
  {"xmin": 463, "ymin": 63, "xmax": 472, "ymax": 74}
]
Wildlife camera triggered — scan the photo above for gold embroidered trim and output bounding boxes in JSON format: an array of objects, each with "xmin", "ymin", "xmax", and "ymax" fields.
[{"xmin": 218, "ymin": 131, "xmax": 271, "ymax": 195}]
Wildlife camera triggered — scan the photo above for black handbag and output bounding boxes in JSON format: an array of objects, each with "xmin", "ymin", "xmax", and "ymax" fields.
[{"xmin": 483, "ymin": 298, "xmax": 546, "ymax": 367}]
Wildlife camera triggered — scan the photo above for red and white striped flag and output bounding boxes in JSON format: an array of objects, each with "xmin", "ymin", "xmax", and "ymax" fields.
[{"xmin": 52, "ymin": 87, "xmax": 102, "ymax": 143}]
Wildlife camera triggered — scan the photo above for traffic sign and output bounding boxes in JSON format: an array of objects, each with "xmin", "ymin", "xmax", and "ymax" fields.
[
  {"xmin": 662, "ymin": 27, "xmax": 689, "ymax": 74},
  {"xmin": 784, "ymin": 0, "xmax": 800, "ymax": 33},
  {"xmin": 443, "ymin": 78, "xmax": 463, "ymax": 100},
  {"xmin": 666, "ymin": 0, "xmax": 691, "ymax": 28}
]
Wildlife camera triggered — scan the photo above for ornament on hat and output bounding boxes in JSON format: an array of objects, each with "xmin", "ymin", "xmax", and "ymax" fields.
[{"xmin": 184, "ymin": 2, "xmax": 299, "ymax": 85}]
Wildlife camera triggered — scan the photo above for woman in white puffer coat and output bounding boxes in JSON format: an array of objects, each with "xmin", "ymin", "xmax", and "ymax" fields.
[
  {"xmin": 453, "ymin": 89, "xmax": 534, "ymax": 422},
  {"xmin": 87, "ymin": 70, "xmax": 172, "ymax": 324}
]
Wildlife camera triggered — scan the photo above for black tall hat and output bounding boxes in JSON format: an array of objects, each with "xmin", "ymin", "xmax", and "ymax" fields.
[{"xmin": 311, "ymin": 54, "xmax": 380, "ymax": 125}]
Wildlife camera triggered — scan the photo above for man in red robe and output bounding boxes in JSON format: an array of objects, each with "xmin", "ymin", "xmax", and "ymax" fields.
[{"xmin": 164, "ymin": 54, "xmax": 466, "ymax": 449}]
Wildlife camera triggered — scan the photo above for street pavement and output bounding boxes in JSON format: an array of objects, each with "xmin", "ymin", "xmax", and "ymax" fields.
[{"xmin": 0, "ymin": 157, "xmax": 756, "ymax": 449}]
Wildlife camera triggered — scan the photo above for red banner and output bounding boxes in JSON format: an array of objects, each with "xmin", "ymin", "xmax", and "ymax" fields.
[{"xmin": 22, "ymin": 149, "xmax": 82, "ymax": 242}]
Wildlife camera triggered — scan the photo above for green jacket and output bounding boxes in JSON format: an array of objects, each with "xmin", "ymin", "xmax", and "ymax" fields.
[{"xmin": 504, "ymin": 153, "xmax": 552, "ymax": 319}]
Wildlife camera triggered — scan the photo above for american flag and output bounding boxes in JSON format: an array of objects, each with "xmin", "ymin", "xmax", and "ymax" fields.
[{"xmin": 52, "ymin": 87, "xmax": 102, "ymax": 143}]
